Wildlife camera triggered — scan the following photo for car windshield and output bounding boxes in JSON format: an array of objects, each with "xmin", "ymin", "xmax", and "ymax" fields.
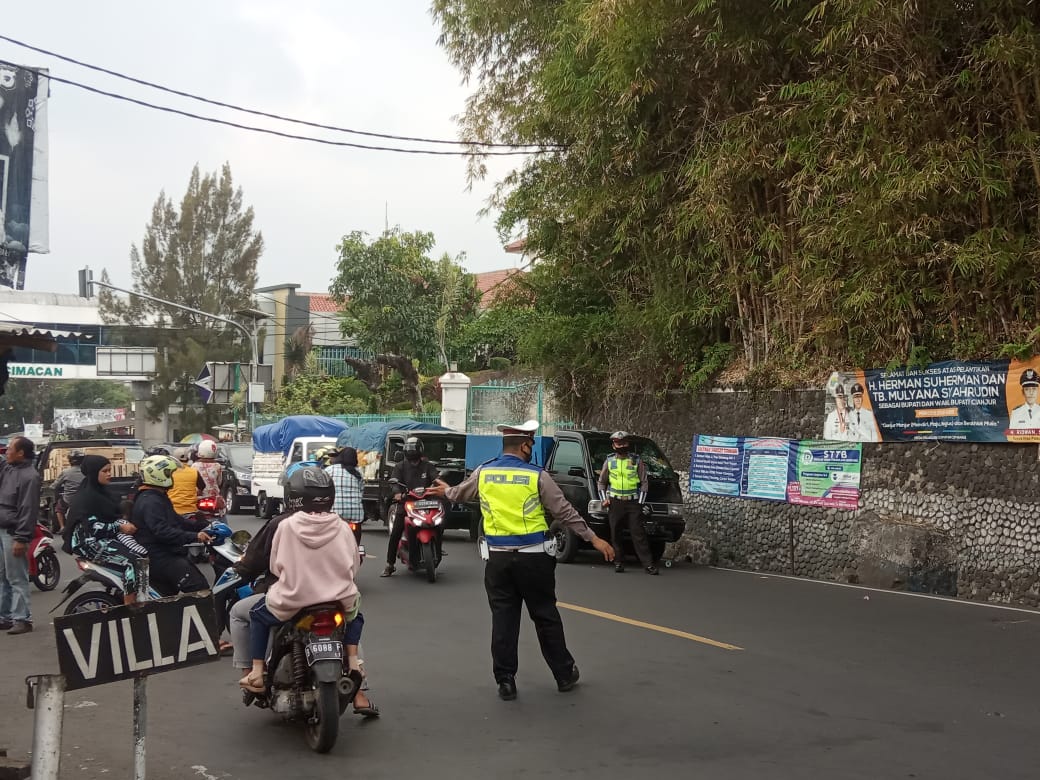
[
  {"xmin": 418, "ymin": 435, "xmax": 466, "ymax": 463},
  {"xmin": 587, "ymin": 435, "xmax": 677, "ymax": 480},
  {"xmin": 225, "ymin": 445, "xmax": 253, "ymax": 471}
]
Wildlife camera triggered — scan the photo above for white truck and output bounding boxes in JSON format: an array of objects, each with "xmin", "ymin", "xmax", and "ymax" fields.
[{"xmin": 251, "ymin": 436, "xmax": 340, "ymax": 518}]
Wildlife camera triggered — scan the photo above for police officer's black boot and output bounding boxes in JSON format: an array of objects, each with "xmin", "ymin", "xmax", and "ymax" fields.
[{"xmin": 497, "ymin": 676, "xmax": 517, "ymax": 700}]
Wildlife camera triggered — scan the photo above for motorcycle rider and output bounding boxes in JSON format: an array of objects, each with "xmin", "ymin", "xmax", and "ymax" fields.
[
  {"xmin": 131, "ymin": 454, "xmax": 213, "ymax": 595},
  {"xmin": 168, "ymin": 448, "xmax": 206, "ymax": 520},
  {"xmin": 194, "ymin": 440, "xmax": 224, "ymax": 500},
  {"xmin": 52, "ymin": 449, "xmax": 86, "ymax": 532},
  {"xmin": 240, "ymin": 466, "xmax": 365, "ymax": 694},
  {"xmin": 381, "ymin": 436, "xmax": 440, "ymax": 577},
  {"xmin": 230, "ymin": 463, "xmax": 378, "ymax": 716}
]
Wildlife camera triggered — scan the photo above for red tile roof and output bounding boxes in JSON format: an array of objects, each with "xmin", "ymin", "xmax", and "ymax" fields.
[
  {"xmin": 504, "ymin": 238, "xmax": 527, "ymax": 254},
  {"xmin": 304, "ymin": 293, "xmax": 341, "ymax": 313},
  {"xmin": 474, "ymin": 269, "xmax": 521, "ymax": 307}
]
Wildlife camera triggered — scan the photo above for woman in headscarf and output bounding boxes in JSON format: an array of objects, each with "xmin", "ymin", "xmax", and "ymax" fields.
[{"xmin": 64, "ymin": 455, "xmax": 148, "ymax": 603}]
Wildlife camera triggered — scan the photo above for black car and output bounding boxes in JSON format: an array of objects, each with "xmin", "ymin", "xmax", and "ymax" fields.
[
  {"xmin": 220, "ymin": 443, "xmax": 257, "ymax": 514},
  {"xmin": 544, "ymin": 430, "xmax": 685, "ymax": 563}
]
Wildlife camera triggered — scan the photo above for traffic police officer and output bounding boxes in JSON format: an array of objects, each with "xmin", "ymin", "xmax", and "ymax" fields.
[
  {"xmin": 598, "ymin": 431, "xmax": 657, "ymax": 574},
  {"xmin": 1009, "ymin": 368, "xmax": 1040, "ymax": 430},
  {"xmin": 427, "ymin": 420, "xmax": 613, "ymax": 701}
]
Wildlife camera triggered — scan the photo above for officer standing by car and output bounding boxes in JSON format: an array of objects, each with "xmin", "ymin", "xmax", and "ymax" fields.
[
  {"xmin": 426, "ymin": 420, "xmax": 614, "ymax": 701},
  {"xmin": 598, "ymin": 431, "xmax": 657, "ymax": 575}
]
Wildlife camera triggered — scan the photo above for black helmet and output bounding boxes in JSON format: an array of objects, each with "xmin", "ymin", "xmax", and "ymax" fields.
[
  {"xmin": 1021, "ymin": 368, "xmax": 1040, "ymax": 388},
  {"xmin": 285, "ymin": 464, "xmax": 335, "ymax": 513},
  {"xmin": 403, "ymin": 437, "xmax": 424, "ymax": 459},
  {"xmin": 68, "ymin": 448, "xmax": 86, "ymax": 465}
]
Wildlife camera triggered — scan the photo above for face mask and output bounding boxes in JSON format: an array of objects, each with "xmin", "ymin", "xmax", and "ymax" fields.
[
  {"xmin": 520, "ymin": 443, "xmax": 533, "ymax": 463},
  {"xmin": 614, "ymin": 446, "xmax": 630, "ymax": 455}
]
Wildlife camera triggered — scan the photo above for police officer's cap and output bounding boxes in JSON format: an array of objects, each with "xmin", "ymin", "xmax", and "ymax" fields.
[
  {"xmin": 833, "ymin": 384, "xmax": 846, "ymax": 397},
  {"xmin": 610, "ymin": 430, "xmax": 631, "ymax": 441},
  {"xmin": 1021, "ymin": 368, "xmax": 1040, "ymax": 387},
  {"xmin": 850, "ymin": 383, "xmax": 865, "ymax": 395},
  {"xmin": 496, "ymin": 419, "xmax": 539, "ymax": 440}
]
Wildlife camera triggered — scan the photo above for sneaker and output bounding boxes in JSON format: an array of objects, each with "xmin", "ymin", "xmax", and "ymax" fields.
[
  {"xmin": 380, "ymin": 564, "xmax": 395, "ymax": 577},
  {"xmin": 497, "ymin": 676, "xmax": 517, "ymax": 701},
  {"xmin": 557, "ymin": 666, "xmax": 580, "ymax": 693},
  {"xmin": 8, "ymin": 621, "xmax": 33, "ymax": 635},
  {"xmin": 614, "ymin": 562, "xmax": 625, "ymax": 573},
  {"xmin": 645, "ymin": 566, "xmax": 659, "ymax": 576}
]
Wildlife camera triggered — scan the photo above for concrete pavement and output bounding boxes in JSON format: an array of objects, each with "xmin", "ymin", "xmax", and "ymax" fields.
[{"xmin": 2, "ymin": 519, "xmax": 1039, "ymax": 778}]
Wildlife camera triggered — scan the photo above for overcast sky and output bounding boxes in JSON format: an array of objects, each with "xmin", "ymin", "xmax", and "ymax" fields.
[{"xmin": 1, "ymin": 0, "xmax": 523, "ymax": 297}]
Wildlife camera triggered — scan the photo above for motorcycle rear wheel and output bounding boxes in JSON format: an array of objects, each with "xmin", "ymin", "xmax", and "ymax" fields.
[
  {"xmin": 305, "ymin": 681, "xmax": 340, "ymax": 753},
  {"xmin": 32, "ymin": 549, "xmax": 61, "ymax": 591},
  {"xmin": 423, "ymin": 541, "xmax": 437, "ymax": 583},
  {"xmin": 65, "ymin": 590, "xmax": 122, "ymax": 615}
]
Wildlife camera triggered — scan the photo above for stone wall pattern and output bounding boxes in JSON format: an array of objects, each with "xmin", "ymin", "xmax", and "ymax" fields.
[{"xmin": 582, "ymin": 389, "xmax": 1040, "ymax": 606}]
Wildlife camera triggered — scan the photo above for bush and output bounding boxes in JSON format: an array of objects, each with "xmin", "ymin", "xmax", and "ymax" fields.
[{"xmin": 489, "ymin": 357, "xmax": 512, "ymax": 371}]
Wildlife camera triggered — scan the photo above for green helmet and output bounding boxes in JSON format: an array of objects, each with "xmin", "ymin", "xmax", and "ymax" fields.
[{"xmin": 139, "ymin": 454, "xmax": 180, "ymax": 488}]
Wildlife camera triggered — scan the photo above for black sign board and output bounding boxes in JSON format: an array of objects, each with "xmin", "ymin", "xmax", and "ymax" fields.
[{"xmin": 54, "ymin": 593, "xmax": 220, "ymax": 691}]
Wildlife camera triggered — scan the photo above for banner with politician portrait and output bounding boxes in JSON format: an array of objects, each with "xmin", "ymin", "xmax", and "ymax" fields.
[{"xmin": 824, "ymin": 358, "xmax": 1040, "ymax": 443}]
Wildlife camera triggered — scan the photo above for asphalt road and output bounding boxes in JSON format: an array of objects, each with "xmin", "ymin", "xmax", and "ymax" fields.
[{"xmin": 2, "ymin": 515, "xmax": 1039, "ymax": 779}]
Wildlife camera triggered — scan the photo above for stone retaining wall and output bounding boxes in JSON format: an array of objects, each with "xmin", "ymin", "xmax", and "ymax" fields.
[{"xmin": 583, "ymin": 390, "xmax": 1040, "ymax": 606}]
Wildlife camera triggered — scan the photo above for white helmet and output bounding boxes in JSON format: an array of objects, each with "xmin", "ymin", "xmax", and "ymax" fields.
[{"xmin": 197, "ymin": 440, "xmax": 218, "ymax": 459}]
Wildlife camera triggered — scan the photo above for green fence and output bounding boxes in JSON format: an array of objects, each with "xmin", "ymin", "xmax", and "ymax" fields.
[
  {"xmin": 316, "ymin": 345, "xmax": 372, "ymax": 377},
  {"xmin": 253, "ymin": 412, "xmax": 443, "ymax": 428},
  {"xmin": 466, "ymin": 379, "xmax": 575, "ymax": 435}
]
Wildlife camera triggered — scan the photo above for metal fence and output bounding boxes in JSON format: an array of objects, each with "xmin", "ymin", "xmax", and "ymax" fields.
[
  {"xmin": 253, "ymin": 412, "xmax": 443, "ymax": 428},
  {"xmin": 466, "ymin": 379, "xmax": 575, "ymax": 434},
  {"xmin": 316, "ymin": 345, "xmax": 372, "ymax": 377}
]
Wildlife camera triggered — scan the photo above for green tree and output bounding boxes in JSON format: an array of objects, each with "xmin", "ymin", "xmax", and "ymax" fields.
[
  {"xmin": 434, "ymin": 0, "xmax": 1040, "ymax": 413},
  {"xmin": 263, "ymin": 351, "xmax": 370, "ymax": 416},
  {"xmin": 99, "ymin": 163, "xmax": 263, "ymax": 430},
  {"xmin": 330, "ymin": 229, "xmax": 477, "ymax": 412},
  {"xmin": 0, "ymin": 379, "xmax": 133, "ymax": 433}
]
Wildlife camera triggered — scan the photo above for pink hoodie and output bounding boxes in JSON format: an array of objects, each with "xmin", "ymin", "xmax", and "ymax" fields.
[{"xmin": 265, "ymin": 511, "xmax": 361, "ymax": 622}]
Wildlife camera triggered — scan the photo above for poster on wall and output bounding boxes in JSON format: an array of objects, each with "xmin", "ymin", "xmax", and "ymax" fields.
[
  {"xmin": 0, "ymin": 63, "xmax": 49, "ymax": 289},
  {"xmin": 689, "ymin": 435, "xmax": 862, "ymax": 510},
  {"xmin": 825, "ymin": 358, "xmax": 1040, "ymax": 443}
]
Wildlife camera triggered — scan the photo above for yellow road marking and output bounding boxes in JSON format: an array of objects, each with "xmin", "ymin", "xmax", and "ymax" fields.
[{"xmin": 557, "ymin": 601, "xmax": 743, "ymax": 651}]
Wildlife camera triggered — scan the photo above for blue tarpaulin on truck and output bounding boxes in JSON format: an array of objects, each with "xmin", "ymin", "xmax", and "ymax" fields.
[
  {"xmin": 252, "ymin": 416, "xmax": 350, "ymax": 455},
  {"xmin": 464, "ymin": 435, "xmax": 554, "ymax": 470},
  {"xmin": 335, "ymin": 420, "xmax": 453, "ymax": 452}
]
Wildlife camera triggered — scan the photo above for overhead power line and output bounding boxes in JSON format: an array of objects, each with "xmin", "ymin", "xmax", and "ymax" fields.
[
  {"xmin": 0, "ymin": 60, "xmax": 548, "ymax": 156},
  {"xmin": 0, "ymin": 34, "xmax": 561, "ymax": 151}
]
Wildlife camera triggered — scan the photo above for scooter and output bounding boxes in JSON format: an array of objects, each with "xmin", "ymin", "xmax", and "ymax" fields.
[
  {"xmin": 391, "ymin": 480, "xmax": 445, "ymax": 583},
  {"xmin": 241, "ymin": 602, "xmax": 362, "ymax": 754},
  {"xmin": 28, "ymin": 522, "xmax": 61, "ymax": 591}
]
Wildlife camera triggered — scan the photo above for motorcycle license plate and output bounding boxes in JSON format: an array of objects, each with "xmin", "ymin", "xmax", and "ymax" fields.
[
  {"xmin": 305, "ymin": 640, "xmax": 343, "ymax": 665},
  {"xmin": 413, "ymin": 499, "xmax": 440, "ymax": 509}
]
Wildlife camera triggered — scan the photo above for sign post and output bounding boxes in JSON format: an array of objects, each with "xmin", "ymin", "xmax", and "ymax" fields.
[
  {"xmin": 133, "ymin": 559, "xmax": 149, "ymax": 780},
  {"xmin": 26, "ymin": 673, "xmax": 65, "ymax": 780}
]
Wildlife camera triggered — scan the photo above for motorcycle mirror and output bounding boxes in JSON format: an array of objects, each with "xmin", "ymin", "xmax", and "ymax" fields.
[{"xmin": 231, "ymin": 529, "xmax": 253, "ymax": 546}]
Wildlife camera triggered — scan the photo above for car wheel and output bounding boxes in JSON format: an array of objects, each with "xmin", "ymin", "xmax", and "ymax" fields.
[
  {"xmin": 223, "ymin": 486, "xmax": 240, "ymax": 515},
  {"xmin": 549, "ymin": 521, "xmax": 579, "ymax": 563}
]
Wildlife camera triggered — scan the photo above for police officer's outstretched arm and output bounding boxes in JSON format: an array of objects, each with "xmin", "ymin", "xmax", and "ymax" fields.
[{"xmin": 537, "ymin": 472, "xmax": 614, "ymax": 562}]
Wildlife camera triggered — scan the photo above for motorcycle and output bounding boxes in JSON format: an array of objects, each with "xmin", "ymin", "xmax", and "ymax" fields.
[
  {"xmin": 52, "ymin": 522, "xmax": 251, "ymax": 616},
  {"xmin": 241, "ymin": 602, "xmax": 362, "ymax": 753},
  {"xmin": 390, "ymin": 480, "xmax": 445, "ymax": 583},
  {"xmin": 28, "ymin": 522, "xmax": 61, "ymax": 591}
]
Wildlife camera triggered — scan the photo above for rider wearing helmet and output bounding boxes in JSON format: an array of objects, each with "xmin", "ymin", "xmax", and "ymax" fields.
[
  {"xmin": 381, "ymin": 437, "xmax": 440, "ymax": 577},
  {"xmin": 131, "ymin": 454, "xmax": 213, "ymax": 595},
  {"xmin": 194, "ymin": 440, "xmax": 224, "ymax": 501},
  {"xmin": 230, "ymin": 461, "xmax": 379, "ymax": 715},
  {"xmin": 52, "ymin": 448, "xmax": 88, "ymax": 531},
  {"xmin": 240, "ymin": 465, "xmax": 366, "ymax": 695},
  {"xmin": 168, "ymin": 447, "xmax": 206, "ymax": 519}
]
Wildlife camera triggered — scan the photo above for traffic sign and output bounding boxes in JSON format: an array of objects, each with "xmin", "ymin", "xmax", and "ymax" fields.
[
  {"xmin": 54, "ymin": 593, "xmax": 220, "ymax": 690},
  {"xmin": 194, "ymin": 364, "xmax": 213, "ymax": 404}
]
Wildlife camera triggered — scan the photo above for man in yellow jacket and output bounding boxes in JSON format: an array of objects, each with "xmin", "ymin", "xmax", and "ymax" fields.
[
  {"xmin": 427, "ymin": 420, "xmax": 613, "ymax": 701},
  {"xmin": 167, "ymin": 448, "xmax": 204, "ymax": 519}
]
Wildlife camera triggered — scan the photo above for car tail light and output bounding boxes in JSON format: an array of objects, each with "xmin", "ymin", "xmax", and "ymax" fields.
[
  {"xmin": 348, "ymin": 522, "xmax": 359, "ymax": 533},
  {"xmin": 310, "ymin": 611, "xmax": 344, "ymax": 637}
]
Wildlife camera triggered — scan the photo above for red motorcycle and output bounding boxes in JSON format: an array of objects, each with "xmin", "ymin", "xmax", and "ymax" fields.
[
  {"xmin": 391, "ymin": 482, "xmax": 445, "ymax": 583},
  {"xmin": 28, "ymin": 522, "xmax": 61, "ymax": 591}
]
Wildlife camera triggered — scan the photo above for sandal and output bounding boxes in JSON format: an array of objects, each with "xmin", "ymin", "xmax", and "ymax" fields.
[
  {"xmin": 219, "ymin": 641, "xmax": 234, "ymax": 657},
  {"xmin": 353, "ymin": 696, "xmax": 380, "ymax": 718},
  {"xmin": 238, "ymin": 671, "xmax": 265, "ymax": 693}
]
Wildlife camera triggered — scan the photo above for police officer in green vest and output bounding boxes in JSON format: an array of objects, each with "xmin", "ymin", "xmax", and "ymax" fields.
[
  {"xmin": 598, "ymin": 431, "xmax": 657, "ymax": 575},
  {"xmin": 427, "ymin": 420, "xmax": 613, "ymax": 701}
]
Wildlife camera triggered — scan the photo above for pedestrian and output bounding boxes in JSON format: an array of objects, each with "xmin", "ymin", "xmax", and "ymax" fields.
[
  {"xmin": 598, "ymin": 431, "xmax": 658, "ymax": 575},
  {"xmin": 426, "ymin": 420, "xmax": 614, "ymax": 701},
  {"xmin": 0, "ymin": 436, "xmax": 41, "ymax": 635},
  {"xmin": 381, "ymin": 437, "xmax": 440, "ymax": 577}
]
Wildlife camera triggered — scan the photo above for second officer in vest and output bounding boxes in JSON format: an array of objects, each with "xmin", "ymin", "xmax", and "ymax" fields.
[
  {"xmin": 598, "ymin": 431, "xmax": 657, "ymax": 575},
  {"xmin": 427, "ymin": 420, "xmax": 613, "ymax": 701}
]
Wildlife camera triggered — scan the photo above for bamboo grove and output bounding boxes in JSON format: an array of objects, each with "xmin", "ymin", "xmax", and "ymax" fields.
[{"xmin": 433, "ymin": 0, "xmax": 1040, "ymax": 409}]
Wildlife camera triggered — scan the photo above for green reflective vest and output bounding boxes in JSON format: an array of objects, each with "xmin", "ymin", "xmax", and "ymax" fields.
[
  {"xmin": 606, "ymin": 454, "xmax": 640, "ymax": 497},
  {"xmin": 479, "ymin": 457, "xmax": 549, "ymax": 547}
]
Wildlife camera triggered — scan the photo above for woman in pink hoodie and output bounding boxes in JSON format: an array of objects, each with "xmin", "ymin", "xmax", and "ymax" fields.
[{"xmin": 240, "ymin": 466, "xmax": 363, "ymax": 692}]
